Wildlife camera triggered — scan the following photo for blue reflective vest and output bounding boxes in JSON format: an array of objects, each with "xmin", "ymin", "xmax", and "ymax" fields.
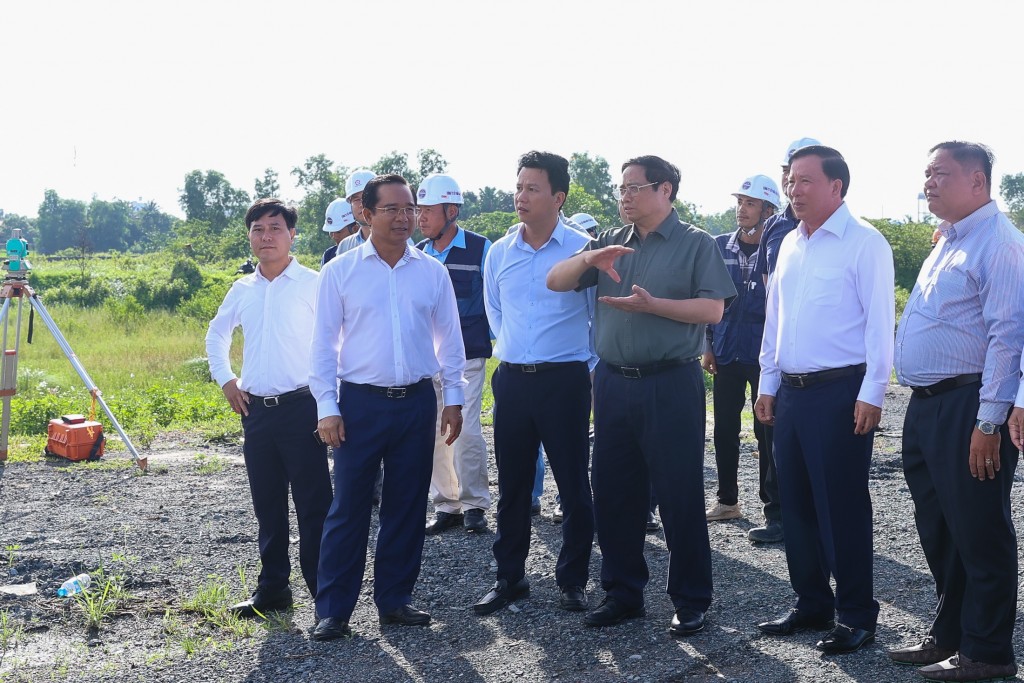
[
  {"xmin": 417, "ymin": 230, "xmax": 492, "ymax": 360},
  {"xmin": 707, "ymin": 231, "xmax": 766, "ymax": 367}
]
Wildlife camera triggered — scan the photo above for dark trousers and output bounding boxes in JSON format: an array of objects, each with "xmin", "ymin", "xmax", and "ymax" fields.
[
  {"xmin": 241, "ymin": 394, "xmax": 332, "ymax": 598},
  {"xmin": 773, "ymin": 372, "xmax": 878, "ymax": 631},
  {"xmin": 491, "ymin": 362, "xmax": 594, "ymax": 587},
  {"xmin": 315, "ymin": 383, "xmax": 436, "ymax": 620},
  {"xmin": 592, "ymin": 360, "xmax": 712, "ymax": 612},
  {"xmin": 902, "ymin": 385, "xmax": 1018, "ymax": 665},
  {"xmin": 711, "ymin": 362, "xmax": 779, "ymax": 520}
]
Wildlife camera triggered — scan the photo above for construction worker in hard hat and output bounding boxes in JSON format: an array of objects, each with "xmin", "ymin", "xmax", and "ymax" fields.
[
  {"xmin": 703, "ymin": 175, "xmax": 783, "ymax": 544},
  {"xmin": 755, "ymin": 137, "xmax": 821, "ymax": 288},
  {"xmin": 415, "ymin": 174, "xmax": 494, "ymax": 536},
  {"xmin": 320, "ymin": 198, "xmax": 358, "ymax": 267},
  {"xmin": 568, "ymin": 212, "xmax": 599, "ymax": 238},
  {"xmin": 336, "ymin": 170, "xmax": 377, "ymax": 255}
]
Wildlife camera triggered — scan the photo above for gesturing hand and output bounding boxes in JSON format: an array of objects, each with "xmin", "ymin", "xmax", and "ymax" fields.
[{"xmin": 584, "ymin": 245, "xmax": 634, "ymax": 283}]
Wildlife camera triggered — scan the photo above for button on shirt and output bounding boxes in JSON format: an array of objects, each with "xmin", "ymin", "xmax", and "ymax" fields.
[
  {"xmin": 309, "ymin": 241, "xmax": 467, "ymax": 419},
  {"xmin": 205, "ymin": 258, "xmax": 317, "ymax": 396},
  {"xmin": 759, "ymin": 202, "xmax": 895, "ymax": 408},
  {"xmin": 895, "ymin": 201, "xmax": 1024, "ymax": 423},
  {"xmin": 484, "ymin": 220, "xmax": 596, "ymax": 367},
  {"xmin": 576, "ymin": 209, "xmax": 737, "ymax": 366}
]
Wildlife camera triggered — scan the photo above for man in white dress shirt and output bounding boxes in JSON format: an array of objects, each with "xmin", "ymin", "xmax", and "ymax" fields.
[
  {"xmin": 308, "ymin": 174, "xmax": 467, "ymax": 641},
  {"xmin": 753, "ymin": 146, "xmax": 894, "ymax": 655},
  {"xmin": 206, "ymin": 198, "xmax": 333, "ymax": 619}
]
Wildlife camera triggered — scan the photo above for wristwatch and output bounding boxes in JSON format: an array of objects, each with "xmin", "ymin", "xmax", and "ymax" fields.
[{"xmin": 976, "ymin": 419, "xmax": 998, "ymax": 435}]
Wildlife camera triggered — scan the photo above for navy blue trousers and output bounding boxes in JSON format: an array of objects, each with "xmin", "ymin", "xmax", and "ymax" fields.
[
  {"xmin": 315, "ymin": 382, "xmax": 435, "ymax": 620},
  {"xmin": 773, "ymin": 372, "xmax": 879, "ymax": 631},
  {"xmin": 592, "ymin": 360, "xmax": 712, "ymax": 612},
  {"xmin": 711, "ymin": 361, "xmax": 779, "ymax": 520},
  {"xmin": 241, "ymin": 394, "xmax": 332, "ymax": 598},
  {"xmin": 491, "ymin": 362, "xmax": 594, "ymax": 587},
  {"xmin": 902, "ymin": 384, "xmax": 1018, "ymax": 665}
]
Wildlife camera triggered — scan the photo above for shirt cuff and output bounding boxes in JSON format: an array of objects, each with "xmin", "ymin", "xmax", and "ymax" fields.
[
  {"xmin": 442, "ymin": 387, "xmax": 465, "ymax": 408},
  {"xmin": 758, "ymin": 371, "xmax": 780, "ymax": 398},
  {"xmin": 1016, "ymin": 381, "xmax": 1024, "ymax": 409},
  {"xmin": 856, "ymin": 380, "xmax": 887, "ymax": 409},
  {"xmin": 978, "ymin": 401, "xmax": 1011, "ymax": 425},
  {"xmin": 214, "ymin": 371, "xmax": 237, "ymax": 390},
  {"xmin": 316, "ymin": 399, "xmax": 341, "ymax": 420}
]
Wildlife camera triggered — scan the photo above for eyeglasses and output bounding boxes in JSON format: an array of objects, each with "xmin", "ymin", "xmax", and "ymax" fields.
[
  {"xmin": 375, "ymin": 207, "xmax": 421, "ymax": 218},
  {"xmin": 612, "ymin": 182, "xmax": 658, "ymax": 200}
]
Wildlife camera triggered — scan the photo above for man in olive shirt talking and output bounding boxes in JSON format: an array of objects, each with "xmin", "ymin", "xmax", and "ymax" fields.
[{"xmin": 548, "ymin": 155, "xmax": 735, "ymax": 636}]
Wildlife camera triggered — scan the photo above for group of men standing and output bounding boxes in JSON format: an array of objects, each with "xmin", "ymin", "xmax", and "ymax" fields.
[{"xmin": 206, "ymin": 139, "xmax": 1023, "ymax": 682}]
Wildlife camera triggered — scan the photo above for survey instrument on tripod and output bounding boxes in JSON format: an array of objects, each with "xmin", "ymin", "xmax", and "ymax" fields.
[{"xmin": 0, "ymin": 226, "xmax": 147, "ymax": 471}]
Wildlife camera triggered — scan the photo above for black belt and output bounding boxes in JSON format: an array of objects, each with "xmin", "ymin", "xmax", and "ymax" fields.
[
  {"xmin": 780, "ymin": 363, "xmax": 866, "ymax": 389},
  {"xmin": 342, "ymin": 377, "xmax": 431, "ymax": 399},
  {"xmin": 605, "ymin": 358, "xmax": 689, "ymax": 379},
  {"xmin": 500, "ymin": 361, "xmax": 585, "ymax": 373},
  {"xmin": 249, "ymin": 386, "xmax": 311, "ymax": 408},
  {"xmin": 911, "ymin": 373, "xmax": 981, "ymax": 399}
]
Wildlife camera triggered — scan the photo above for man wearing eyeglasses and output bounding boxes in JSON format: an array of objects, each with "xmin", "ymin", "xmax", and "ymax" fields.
[
  {"xmin": 308, "ymin": 174, "xmax": 467, "ymax": 641},
  {"xmin": 474, "ymin": 150, "xmax": 597, "ymax": 617},
  {"xmin": 547, "ymin": 155, "xmax": 735, "ymax": 637},
  {"xmin": 336, "ymin": 169, "xmax": 376, "ymax": 255}
]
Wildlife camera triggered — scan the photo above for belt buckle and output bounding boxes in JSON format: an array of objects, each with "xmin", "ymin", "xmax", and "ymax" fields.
[
  {"xmin": 522, "ymin": 364, "xmax": 537, "ymax": 373},
  {"xmin": 621, "ymin": 366, "xmax": 641, "ymax": 379},
  {"xmin": 386, "ymin": 386, "xmax": 407, "ymax": 399},
  {"xmin": 788, "ymin": 375, "xmax": 806, "ymax": 389},
  {"xmin": 263, "ymin": 396, "xmax": 280, "ymax": 407}
]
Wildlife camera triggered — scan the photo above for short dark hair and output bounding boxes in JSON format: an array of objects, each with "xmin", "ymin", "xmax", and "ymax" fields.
[
  {"xmin": 517, "ymin": 151, "xmax": 571, "ymax": 197},
  {"xmin": 246, "ymin": 198, "xmax": 297, "ymax": 230},
  {"xmin": 362, "ymin": 174, "xmax": 408, "ymax": 212},
  {"xmin": 621, "ymin": 155, "xmax": 681, "ymax": 201},
  {"xmin": 929, "ymin": 140, "xmax": 994, "ymax": 187},
  {"xmin": 788, "ymin": 145, "xmax": 850, "ymax": 198}
]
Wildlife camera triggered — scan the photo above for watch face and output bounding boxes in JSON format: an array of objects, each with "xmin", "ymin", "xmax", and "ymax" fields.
[{"xmin": 978, "ymin": 421, "xmax": 997, "ymax": 435}]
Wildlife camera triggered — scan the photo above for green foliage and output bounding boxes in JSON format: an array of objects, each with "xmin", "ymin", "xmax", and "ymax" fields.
[
  {"xmin": 36, "ymin": 189, "xmax": 88, "ymax": 255},
  {"xmin": 563, "ymin": 183, "xmax": 606, "ymax": 225},
  {"xmin": 999, "ymin": 172, "xmax": 1024, "ymax": 230},
  {"xmin": 291, "ymin": 154, "xmax": 347, "ymax": 256},
  {"xmin": 870, "ymin": 218, "xmax": 934, "ymax": 291},
  {"xmin": 253, "ymin": 168, "xmax": 280, "ymax": 200},
  {"xmin": 569, "ymin": 152, "xmax": 619, "ymax": 227},
  {"xmin": 462, "ymin": 186, "xmax": 515, "ymax": 219},
  {"xmin": 371, "ymin": 148, "xmax": 448, "ymax": 189},
  {"xmin": 701, "ymin": 208, "xmax": 737, "ymax": 236},
  {"xmin": 461, "ymin": 211, "xmax": 518, "ymax": 243},
  {"xmin": 72, "ymin": 569, "xmax": 129, "ymax": 629},
  {"xmin": 179, "ymin": 170, "xmax": 250, "ymax": 234}
]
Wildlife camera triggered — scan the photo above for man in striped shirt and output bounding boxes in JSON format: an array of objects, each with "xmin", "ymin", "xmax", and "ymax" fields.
[{"xmin": 891, "ymin": 141, "xmax": 1024, "ymax": 682}]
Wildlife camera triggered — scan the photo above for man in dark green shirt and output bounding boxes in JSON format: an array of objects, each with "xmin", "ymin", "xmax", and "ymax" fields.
[{"xmin": 548, "ymin": 155, "xmax": 735, "ymax": 637}]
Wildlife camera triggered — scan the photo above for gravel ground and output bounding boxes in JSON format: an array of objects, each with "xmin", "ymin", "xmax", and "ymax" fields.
[{"xmin": 1, "ymin": 383, "xmax": 1022, "ymax": 683}]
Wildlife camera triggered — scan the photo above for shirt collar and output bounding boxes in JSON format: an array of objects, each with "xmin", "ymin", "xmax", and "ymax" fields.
[
  {"xmin": 939, "ymin": 200, "xmax": 998, "ymax": 241},
  {"xmin": 513, "ymin": 219, "xmax": 566, "ymax": 250},
  {"xmin": 423, "ymin": 226, "xmax": 466, "ymax": 257},
  {"xmin": 358, "ymin": 237, "xmax": 420, "ymax": 264},
  {"xmin": 255, "ymin": 256, "xmax": 298, "ymax": 282},
  {"xmin": 625, "ymin": 208, "xmax": 681, "ymax": 244},
  {"xmin": 725, "ymin": 229, "xmax": 743, "ymax": 253},
  {"xmin": 799, "ymin": 201, "xmax": 851, "ymax": 239}
]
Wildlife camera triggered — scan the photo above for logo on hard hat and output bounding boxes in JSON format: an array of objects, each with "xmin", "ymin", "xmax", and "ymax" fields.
[
  {"xmin": 742, "ymin": 181, "xmax": 752, "ymax": 190},
  {"xmin": 327, "ymin": 217, "xmax": 333, "ymax": 224},
  {"xmin": 418, "ymin": 189, "xmax": 427, "ymax": 199},
  {"xmin": 354, "ymin": 180, "xmax": 363, "ymax": 187}
]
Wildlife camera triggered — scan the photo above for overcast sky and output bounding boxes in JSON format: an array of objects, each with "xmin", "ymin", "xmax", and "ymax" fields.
[{"xmin": 2, "ymin": 0, "xmax": 1022, "ymax": 225}]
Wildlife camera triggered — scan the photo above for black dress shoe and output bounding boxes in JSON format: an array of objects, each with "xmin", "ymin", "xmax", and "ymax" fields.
[
  {"xmin": 379, "ymin": 604, "xmax": 431, "ymax": 626},
  {"xmin": 583, "ymin": 596, "xmax": 646, "ymax": 627},
  {"xmin": 757, "ymin": 608, "xmax": 834, "ymax": 636},
  {"xmin": 311, "ymin": 617, "xmax": 351, "ymax": 641},
  {"xmin": 425, "ymin": 511, "xmax": 464, "ymax": 535},
  {"xmin": 464, "ymin": 509, "xmax": 487, "ymax": 532},
  {"xmin": 228, "ymin": 586, "xmax": 293, "ymax": 618},
  {"xmin": 888, "ymin": 636, "xmax": 957, "ymax": 666},
  {"xmin": 474, "ymin": 578, "xmax": 530, "ymax": 615},
  {"xmin": 559, "ymin": 586, "xmax": 588, "ymax": 611},
  {"xmin": 669, "ymin": 609, "xmax": 706, "ymax": 637},
  {"xmin": 816, "ymin": 623, "xmax": 875, "ymax": 654}
]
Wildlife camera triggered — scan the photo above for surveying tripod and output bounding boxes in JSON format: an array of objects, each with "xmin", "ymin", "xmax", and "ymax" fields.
[{"xmin": 0, "ymin": 227, "xmax": 147, "ymax": 471}]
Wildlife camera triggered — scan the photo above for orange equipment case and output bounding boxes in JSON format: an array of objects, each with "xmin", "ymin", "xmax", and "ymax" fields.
[{"xmin": 45, "ymin": 414, "xmax": 105, "ymax": 462}]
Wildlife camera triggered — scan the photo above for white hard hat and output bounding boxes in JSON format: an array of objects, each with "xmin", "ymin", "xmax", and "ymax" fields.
[
  {"xmin": 345, "ymin": 170, "xmax": 376, "ymax": 198},
  {"xmin": 416, "ymin": 174, "xmax": 463, "ymax": 205},
  {"xmin": 569, "ymin": 213, "xmax": 599, "ymax": 233},
  {"xmin": 782, "ymin": 137, "xmax": 821, "ymax": 165},
  {"xmin": 732, "ymin": 175, "xmax": 781, "ymax": 208},
  {"xmin": 322, "ymin": 198, "xmax": 354, "ymax": 233}
]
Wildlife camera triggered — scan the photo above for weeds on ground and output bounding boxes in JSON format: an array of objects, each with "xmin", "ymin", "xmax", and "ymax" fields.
[
  {"xmin": 71, "ymin": 569, "xmax": 130, "ymax": 629},
  {"xmin": 194, "ymin": 453, "xmax": 227, "ymax": 474},
  {"xmin": 4, "ymin": 545, "xmax": 18, "ymax": 571},
  {"xmin": 0, "ymin": 609, "xmax": 23, "ymax": 665}
]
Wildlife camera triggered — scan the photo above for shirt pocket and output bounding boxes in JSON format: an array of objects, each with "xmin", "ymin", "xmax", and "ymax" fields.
[
  {"xmin": 923, "ymin": 270, "xmax": 971, "ymax": 322},
  {"xmin": 809, "ymin": 266, "xmax": 843, "ymax": 306}
]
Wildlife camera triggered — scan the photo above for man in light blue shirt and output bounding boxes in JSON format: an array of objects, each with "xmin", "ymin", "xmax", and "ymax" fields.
[{"xmin": 474, "ymin": 151, "xmax": 596, "ymax": 617}]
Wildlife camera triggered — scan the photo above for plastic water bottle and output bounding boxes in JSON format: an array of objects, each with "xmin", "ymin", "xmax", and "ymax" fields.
[{"xmin": 57, "ymin": 573, "xmax": 91, "ymax": 597}]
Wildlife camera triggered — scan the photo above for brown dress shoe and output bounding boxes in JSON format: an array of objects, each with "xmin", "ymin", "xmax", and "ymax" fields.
[
  {"xmin": 918, "ymin": 652, "xmax": 1018, "ymax": 682},
  {"xmin": 888, "ymin": 636, "xmax": 956, "ymax": 666}
]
